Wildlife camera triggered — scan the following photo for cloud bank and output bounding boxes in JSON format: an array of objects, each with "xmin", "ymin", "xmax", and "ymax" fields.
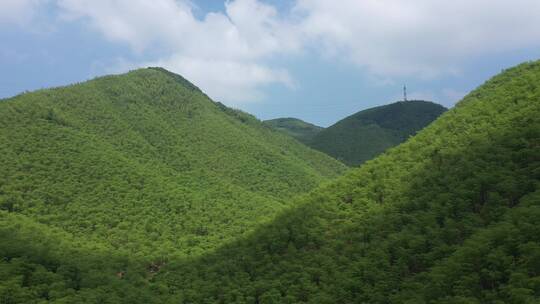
[
  {"xmin": 0, "ymin": 0, "xmax": 44, "ymax": 25},
  {"xmin": 296, "ymin": 0, "xmax": 540, "ymax": 77},
  {"xmin": 56, "ymin": 0, "xmax": 300, "ymax": 104},
  {"xmin": 4, "ymin": 0, "xmax": 540, "ymax": 104}
]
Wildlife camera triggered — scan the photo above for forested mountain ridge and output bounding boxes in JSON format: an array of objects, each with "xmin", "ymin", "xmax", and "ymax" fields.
[
  {"xmin": 263, "ymin": 117, "xmax": 323, "ymax": 144},
  {"xmin": 151, "ymin": 61, "xmax": 540, "ymax": 302},
  {"xmin": 1, "ymin": 60, "xmax": 539, "ymax": 303},
  {"xmin": 310, "ymin": 100, "xmax": 447, "ymax": 166},
  {"xmin": 0, "ymin": 67, "xmax": 346, "ymax": 259}
]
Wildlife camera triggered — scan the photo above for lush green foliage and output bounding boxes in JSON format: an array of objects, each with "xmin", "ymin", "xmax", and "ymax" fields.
[
  {"xmin": 1, "ymin": 61, "xmax": 539, "ymax": 303},
  {"xmin": 1, "ymin": 212, "xmax": 153, "ymax": 303},
  {"xmin": 0, "ymin": 67, "xmax": 346, "ymax": 259},
  {"xmin": 151, "ymin": 61, "xmax": 540, "ymax": 303},
  {"xmin": 310, "ymin": 100, "xmax": 447, "ymax": 166},
  {"xmin": 263, "ymin": 118, "xmax": 323, "ymax": 144}
]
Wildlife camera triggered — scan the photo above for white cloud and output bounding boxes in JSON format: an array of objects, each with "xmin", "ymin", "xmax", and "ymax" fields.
[
  {"xmin": 12, "ymin": 0, "xmax": 540, "ymax": 104},
  {"xmin": 0, "ymin": 0, "xmax": 43, "ymax": 25},
  {"xmin": 56, "ymin": 0, "xmax": 301, "ymax": 104},
  {"xmin": 145, "ymin": 55, "xmax": 294, "ymax": 104},
  {"xmin": 294, "ymin": 0, "xmax": 540, "ymax": 77},
  {"xmin": 57, "ymin": 0, "xmax": 194, "ymax": 52}
]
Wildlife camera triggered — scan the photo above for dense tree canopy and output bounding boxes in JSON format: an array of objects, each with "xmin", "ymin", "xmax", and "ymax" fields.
[
  {"xmin": 1, "ymin": 61, "xmax": 539, "ymax": 303},
  {"xmin": 155, "ymin": 61, "xmax": 539, "ymax": 303},
  {"xmin": 309, "ymin": 100, "xmax": 447, "ymax": 166},
  {"xmin": 263, "ymin": 118, "xmax": 323, "ymax": 145},
  {"xmin": 0, "ymin": 67, "xmax": 346, "ymax": 259}
]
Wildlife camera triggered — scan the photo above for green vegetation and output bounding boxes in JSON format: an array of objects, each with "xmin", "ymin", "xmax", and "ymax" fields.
[
  {"xmin": 263, "ymin": 118, "xmax": 323, "ymax": 144},
  {"xmin": 310, "ymin": 100, "xmax": 446, "ymax": 166},
  {"xmin": 0, "ymin": 67, "xmax": 346, "ymax": 259},
  {"xmin": 1, "ymin": 60, "xmax": 539, "ymax": 303},
  {"xmin": 153, "ymin": 61, "xmax": 540, "ymax": 303}
]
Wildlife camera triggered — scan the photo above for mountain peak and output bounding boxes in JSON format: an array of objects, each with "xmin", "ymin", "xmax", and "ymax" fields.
[
  {"xmin": 264, "ymin": 117, "xmax": 324, "ymax": 144},
  {"xmin": 144, "ymin": 67, "xmax": 203, "ymax": 93},
  {"xmin": 309, "ymin": 100, "xmax": 447, "ymax": 165},
  {"xmin": 100, "ymin": 67, "xmax": 203, "ymax": 94}
]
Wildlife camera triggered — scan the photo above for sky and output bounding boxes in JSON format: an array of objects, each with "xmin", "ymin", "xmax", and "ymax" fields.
[{"xmin": 1, "ymin": 0, "xmax": 539, "ymax": 126}]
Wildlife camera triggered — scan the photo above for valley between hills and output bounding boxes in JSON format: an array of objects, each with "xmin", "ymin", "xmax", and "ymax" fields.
[{"xmin": 1, "ymin": 61, "xmax": 539, "ymax": 303}]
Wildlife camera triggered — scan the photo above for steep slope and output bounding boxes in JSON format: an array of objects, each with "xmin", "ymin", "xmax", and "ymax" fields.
[
  {"xmin": 263, "ymin": 117, "xmax": 323, "ymax": 144},
  {"xmin": 310, "ymin": 100, "xmax": 447, "ymax": 165},
  {"xmin": 1, "ymin": 61, "xmax": 539, "ymax": 303},
  {"xmin": 0, "ymin": 67, "xmax": 346, "ymax": 258},
  {"xmin": 150, "ymin": 62, "xmax": 539, "ymax": 302}
]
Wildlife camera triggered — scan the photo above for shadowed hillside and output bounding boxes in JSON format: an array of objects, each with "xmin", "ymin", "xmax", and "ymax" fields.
[
  {"xmin": 310, "ymin": 100, "xmax": 446, "ymax": 166},
  {"xmin": 263, "ymin": 117, "xmax": 323, "ymax": 144},
  {"xmin": 151, "ymin": 61, "xmax": 539, "ymax": 303},
  {"xmin": 1, "ymin": 61, "xmax": 539, "ymax": 303}
]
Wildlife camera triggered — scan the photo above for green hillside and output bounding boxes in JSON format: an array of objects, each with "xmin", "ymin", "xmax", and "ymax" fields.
[
  {"xmin": 310, "ymin": 100, "xmax": 447, "ymax": 166},
  {"xmin": 0, "ymin": 67, "xmax": 346, "ymax": 260},
  {"xmin": 263, "ymin": 118, "xmax": 323, "ymax": 144},
  {"xmin": 154, "ymin": 61, "xmax": 539, "ymax": 303},
  {"xmin": 152, "ymin": 63, "xmax": 540, "ymax": 302},
  {"xmin": 1, "ymin": 61, "xmax": 539, "ymax": 303}
]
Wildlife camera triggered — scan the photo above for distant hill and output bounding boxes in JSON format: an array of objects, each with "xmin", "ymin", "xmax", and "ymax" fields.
[
  {"xmin": 264, "ymin": 117, "xmax": 323, "ymax": 144},
  {"xmin": 151, "ymin": 61, "xmax": 540, "ymax": 303},
  {"xmin": 310, "ymin": 100, "xmax": 447, "ymax": 166},
  {"xmin": 2, "ymin": 61, "xmax": 539, "ymax": 303},
  {"xmin": 0, "ymin": 67, "xmax": 346, "ymax": 260}
]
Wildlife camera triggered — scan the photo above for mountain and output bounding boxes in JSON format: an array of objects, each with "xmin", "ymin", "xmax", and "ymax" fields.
[
  {"xmin": 263, "ymin": 117, "xmax": 323, "ymax": 144},
  {"xmin": 152, "ymin": 62, "xmax": 540, "ymax": 302},
  {"xmin": 0, "ymin": 67, "xmax": 346, "ymax": 260},
  {"xmin": 309, "ymin": 100, "xmax": 447, "ymax": 166},
  {"xmin": 2, "ymin": 61, "xmax": 539, "ymax": 303}
]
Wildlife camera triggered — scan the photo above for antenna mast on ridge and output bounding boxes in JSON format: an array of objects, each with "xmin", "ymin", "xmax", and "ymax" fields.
[{"xmin": 403, "ymin": 85, "xmax": 408, "ymax": 102}]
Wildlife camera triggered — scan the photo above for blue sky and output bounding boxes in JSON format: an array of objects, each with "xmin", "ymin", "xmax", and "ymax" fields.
[{"xmin": 1, "ymin": 0, "xmax": 539, "ymax": 126}]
